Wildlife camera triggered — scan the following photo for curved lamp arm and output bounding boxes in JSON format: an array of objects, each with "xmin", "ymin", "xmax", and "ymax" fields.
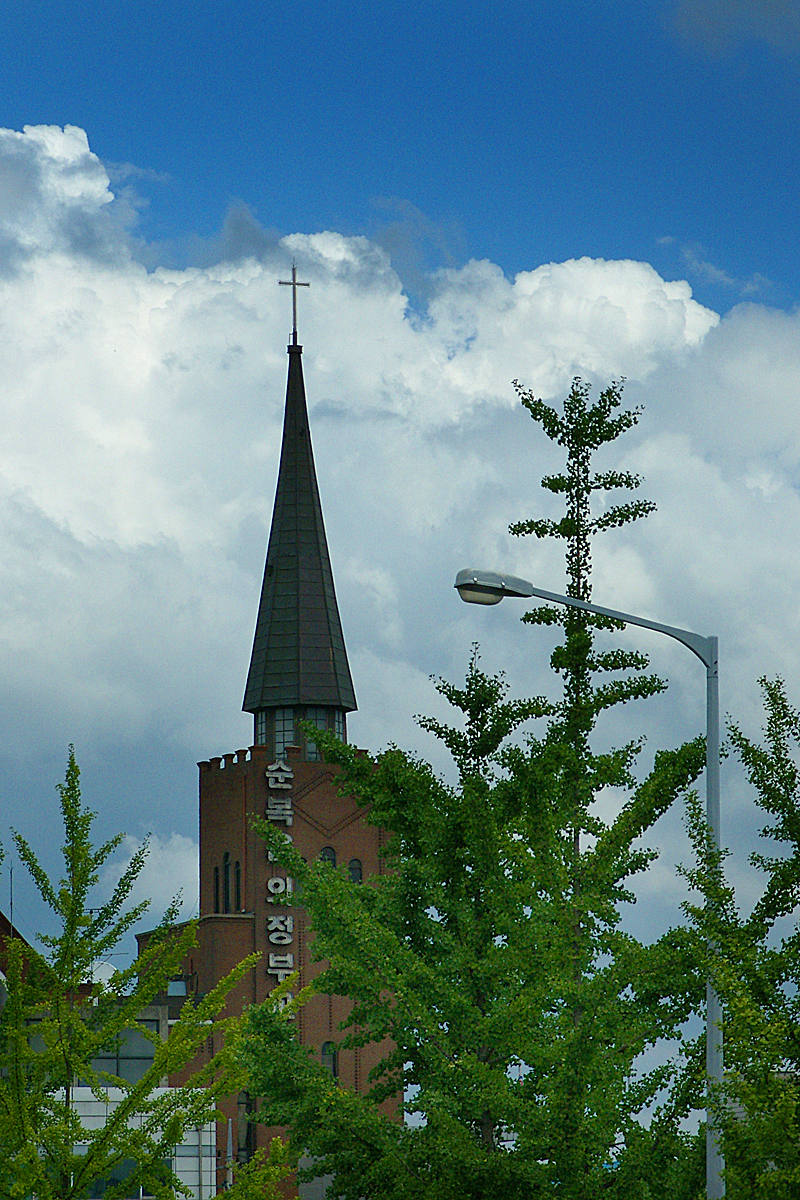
[{"xmin": 455, "ymin": 568, "xmax": 715, "ymax": 668}]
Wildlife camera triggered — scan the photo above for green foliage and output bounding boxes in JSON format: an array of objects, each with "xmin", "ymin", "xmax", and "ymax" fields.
[
  {"xmin": 0, "ymin": 747, "xmax": 282, "ymax": 1200},
  {"xmin": 240, "ymin": 377, "xmax": 708, "ymax": 1198},
  {"xmin": 224, "ymin": 1138, "xmax": 294, "ymax": 1200},
  {"xmin": 510, "ymin": 378, "xmax": 665, "ymax": 754},
  {"xmin": 681, "ymin": 678, "xmax": 800, "ymax": 1197},
  {"xmin": 509, "ymin": 378, "xmax": 655, "ymax": 601},
  {"xmin": 248, "ymin": 673, "xmax": 705, "ymax": 1199}
]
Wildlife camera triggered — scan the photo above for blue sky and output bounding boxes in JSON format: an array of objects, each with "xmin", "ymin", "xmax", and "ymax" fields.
[
  {"xmin": 2, "ymin": 2, "xmax": 800, "ymax": 961},
  {"xmin": 3, "ymin": 0, "xmax": 798, "ymax": 308}
]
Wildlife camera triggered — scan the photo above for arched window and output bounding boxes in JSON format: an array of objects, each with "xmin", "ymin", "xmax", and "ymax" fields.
[
  {"xmin": 237, "ymin": 1091, "xmax": 255, "ymax": 1162},
  {"xmin": 321, "ymin": 1042, "xmax": 338, "ymax": 1078},
  {"xmin": 348, "ymin": 858, "xmax": 363, "ymax": 884},
  {"xmin": 320, "ymin": 846, "xmax": 336, "ymax": 868},
  {"xmin": 223, "ymin": 852, "xmax": 231, "ymax": 914},
  {"xmin": 235, "ymin": 860, "xmax": 242, "ymax": 911},
  {"xmin": 213, "ymin": 867, "xmax": 220, "ymax": 914}
]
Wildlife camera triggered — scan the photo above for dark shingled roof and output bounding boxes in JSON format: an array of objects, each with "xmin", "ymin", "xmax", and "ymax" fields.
[{"xmin": 243, "ymin": 343, "xmax": 357, "ymax": 714}]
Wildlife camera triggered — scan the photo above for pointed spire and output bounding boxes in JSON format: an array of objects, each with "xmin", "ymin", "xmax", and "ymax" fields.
[{"xmin": 243, "ymin": 336, "xmax": 357, "ymax": 717}]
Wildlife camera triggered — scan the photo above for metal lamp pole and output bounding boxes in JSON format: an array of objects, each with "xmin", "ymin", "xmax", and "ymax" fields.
[{"xmin": 454, "ymin": 568, "xmax": 724, "ymax": 1199}]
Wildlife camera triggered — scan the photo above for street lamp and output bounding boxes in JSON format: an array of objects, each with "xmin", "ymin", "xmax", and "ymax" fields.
[{"xmin": 455, "ymin": 568, "xmax": 724, "ymax": 1200}]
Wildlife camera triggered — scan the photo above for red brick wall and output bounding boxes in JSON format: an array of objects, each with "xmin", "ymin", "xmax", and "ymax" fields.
[{"xmin": 194, "ymin": 741, "xmax": 397, "ymax": 1191}]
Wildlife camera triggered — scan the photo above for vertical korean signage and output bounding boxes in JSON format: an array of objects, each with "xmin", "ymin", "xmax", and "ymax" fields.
[{"xmin": 265, "ymin": 759, "xmax": 296, "ymax": 1006}]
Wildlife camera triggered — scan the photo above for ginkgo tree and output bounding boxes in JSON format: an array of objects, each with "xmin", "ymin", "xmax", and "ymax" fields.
[
  {"xmin": 241, "ymin": 378, "xmax": 709, "ymax": 1200},
  {"xmin": 0, "ymin": 747, "xmax": 288, "ymax": 1200},
  {"xmin": 680, "ymin": 677, "xmax": 800, "ymax": 1199}
]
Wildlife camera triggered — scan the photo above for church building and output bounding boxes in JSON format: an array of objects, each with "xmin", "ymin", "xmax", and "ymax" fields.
[{"xmin": 159, "ymin": 269, "xmax": 390, "ymax": 1190}]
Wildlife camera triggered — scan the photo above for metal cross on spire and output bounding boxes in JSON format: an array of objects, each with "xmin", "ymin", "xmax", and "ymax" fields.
[{"xmin": 279, "ymin": 261, "xmax": 310, "ymax": 346}]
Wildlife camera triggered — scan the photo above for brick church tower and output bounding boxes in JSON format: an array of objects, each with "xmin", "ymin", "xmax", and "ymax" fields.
[{"xmin": 183, "ymin": 273, "xmax": 389, "ymax": 1189}]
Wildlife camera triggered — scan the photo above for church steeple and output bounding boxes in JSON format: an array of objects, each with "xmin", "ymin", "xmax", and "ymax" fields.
[{"xmin": 243, "ymin": 272, "xmax": 356, "ymax": 756}]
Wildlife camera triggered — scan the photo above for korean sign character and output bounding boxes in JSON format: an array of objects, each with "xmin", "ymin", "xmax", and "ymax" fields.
[
  {"xmin": 268, "ymin": 833, "xmax": 293, "ymax": 862},
  {"xmin": 265, "ymin": 794, "xmax": 294, "ymax": 825},
  {"xmin": 267, "ymin": 953, "xmax": 295, "ymax": 983},
  {"xmin": 275, "ymin": 992, "xmax": 295, "ymax": 1018},
  {"xmin": 267, "ymin": 876, "xmax": 293, "ymax": 897},
  {"xmin": 267, "ymin": 914, "xmax": 294, "ymax": 945},
  {"xmin": 266, "ymin": 760, "xmax": 293, "ymax": 789}
]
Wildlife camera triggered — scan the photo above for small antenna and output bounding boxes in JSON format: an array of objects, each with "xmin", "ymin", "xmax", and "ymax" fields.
[{"xmin": 278, "ymin": 260, "xmax": 310, "ymax": 346}]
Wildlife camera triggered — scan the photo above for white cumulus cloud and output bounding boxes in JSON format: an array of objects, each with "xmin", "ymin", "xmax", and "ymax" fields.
[{"xmin": 1, "ymin": 124, "xmax": 797, "ymax": 952}]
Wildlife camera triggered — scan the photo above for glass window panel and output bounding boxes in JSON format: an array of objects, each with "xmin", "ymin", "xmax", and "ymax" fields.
[
  {"xmin": 85, "ymin": 1157, "xmax": 170, "ymax": 1198},
  {"xmin": 89, "ymin": 1021, "xmax": 159, "ymax": 1084},
  {"xmin": 305, "ymin": 707, "xmax": 327, "ymax": 761},
  {"xmin": 275, "ymin": 708, "xmax": 295, "ymax": 757},
  {"xmin": 90, "ymin": 1056, "xmax": 118, "ymax": 1075},
  {"xmin": 348, "ymin": 859, "xmax": 363, "ymax": 884},
  {"xmin": 121, "ymin": 1026, "xmax": 157, "ymax": 1056},
  {"xmin": 321, "ymin": 1042, "xmax": 338, "ymax": 1078},
  {"xmin": 118, "ymin": 1057, "xmax": 153, "ymax": 1084},
  {"xmin": 320, "ymin": 846, "xmax": 336, "ymax": 868},
  {"xmin": 25, "ymin": 1020, "xmax": 46, "ymax": 1054},
  {"xmin": 237, "ymin": 1091, "xmax": 255, "ymax": 1161}
]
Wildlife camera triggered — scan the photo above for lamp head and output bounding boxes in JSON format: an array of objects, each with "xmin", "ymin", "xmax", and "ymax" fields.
[
  {"xmin": 456, "ymin": 582, "xmax": 504, "ymax": 605},
  {"xmin": 455, "ymin": 568, "xmax": 534, "ymax": 605}
]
